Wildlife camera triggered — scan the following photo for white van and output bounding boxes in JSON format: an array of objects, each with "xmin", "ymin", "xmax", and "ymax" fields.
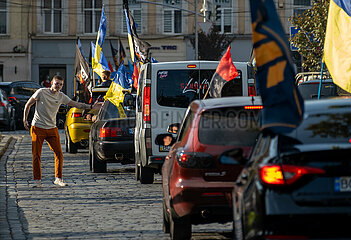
[{"xmin": 134, "ymin": 60, "xmax": 254, "ymax": 183}]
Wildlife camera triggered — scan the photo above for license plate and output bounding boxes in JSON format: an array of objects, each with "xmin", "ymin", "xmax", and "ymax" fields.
[
  {"xmin": 159, "ymin": 145, "xmax": 171, "ymax": 152},
  {"xmin": 129, "ymin": 128, "xmax": 135, "ymax": 135},
  {"xmin": 334, "ymin": 177, "xmax": 351, "ymax": 192}
]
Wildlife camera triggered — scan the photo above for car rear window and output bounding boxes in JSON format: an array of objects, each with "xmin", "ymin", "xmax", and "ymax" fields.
[
  {"xmin": 198, "ymin": 107, "xmax": 260, "ymax": 146},
  {"xmin": 99, "ymin": 101, "xmax": 135, "ymax": 120},
  {"xmin": 298, "ymin": 82, "xmax": 336, "ymax": 99},
  {"xmin": 157, "ymin": 69, "xmax": 214, "ymax": 108},
  {"xmin": 294, "ymin": 111, "xmax": 351, "ymax": 144}
]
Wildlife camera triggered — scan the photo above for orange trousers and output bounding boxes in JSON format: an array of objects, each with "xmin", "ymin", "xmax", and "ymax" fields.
[{"xmin": 30, "ymin": 126, "xmax": 63, "ymax": 180}]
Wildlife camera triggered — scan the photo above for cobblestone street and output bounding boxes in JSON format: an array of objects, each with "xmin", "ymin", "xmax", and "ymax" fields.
[{"xmin": 0, "ymin": 130, "xmax": 231, "ymax": 240}]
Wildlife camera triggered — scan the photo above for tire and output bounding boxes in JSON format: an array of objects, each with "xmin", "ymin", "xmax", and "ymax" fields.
[
  {"xmin": 67, "ymin": 134, "xmax": 78, "ymax": 154},
  {"xmin": 170, "ymin": 215, "xmax": 191, "ymax": 240},
  {"xmin": 163, "ymin": 201, "xmax": 170, "ymax": 234},
  {"xmin": 92, "ymin": 150, "xmax": 107, "ymax": 173},
  {"xmin": 139, "ymin": 164, "xmax": 154, "ymax": 184},
  {"xmin": 9, "ymin": 110, "xmax": 16, "ymax": 131},
  {"xmin": 65, "ymin": 132, "xmax": 68, "ymax": 153}
]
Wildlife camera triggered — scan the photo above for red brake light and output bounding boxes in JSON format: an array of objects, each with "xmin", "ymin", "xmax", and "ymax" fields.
[
  {"xmin": 143, "ymin": 86, "xmax": 151, "ymax": 123},
  {"xmin": 259, "ymin": 164, "xmax": 325, "ymax": 185},
  {"xmin": 71, "ymin": 112, "xmax": 82, "ymax": 118},
  {"xmin": 248, "ymin": 85, "xmax": 256, "ymax": 96},
  {"xmin": 0, "ymin": 102, "xmax": 5, "ymax": 107},
  {"xmin": 187, "ymin": 64, "xmax": 197, "ymax": 68},
  {"xmin": 8, "ymin": 96, "xmax": 17, "ymax": 103},
  {"xmin": 99, "ymin": 127, "xmax": 122, "ymax": 138},
  {"xmin": 176, "ymin": 152, "xmax": 214, "ymax": 169},
  {"xmin": 244, "ymin": 105, "xmax": 263, "ymax": 109}
]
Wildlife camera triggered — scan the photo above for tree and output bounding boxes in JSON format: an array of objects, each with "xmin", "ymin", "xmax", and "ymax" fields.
[
  {"xmin": 289, "ymin": 0, "xmax": 329, "ymax": 72},
  {"xmin": 190, "ymin": 27, "xmax": 233, "ymax": 60}
]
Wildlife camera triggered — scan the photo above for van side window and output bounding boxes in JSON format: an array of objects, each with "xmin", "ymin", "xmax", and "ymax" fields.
[{"xmin": 177, "ymin": 108, "xmax": 195, "ymax": 141}]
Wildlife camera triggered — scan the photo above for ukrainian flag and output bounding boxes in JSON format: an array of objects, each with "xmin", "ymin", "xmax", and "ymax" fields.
[
  {"xmin": 104, "ymin": 64, "xmax": 133, "ymax": 118},
  {"xmin": 91, "ymin": 42, "xmax": 109, "ymax": 78},
  {"xmin": 92, "ymin": 7, "xmax": 108, "ymax": 78},
  {"xmin": 250, "ymin": 0, "xmax": 304, "ymax": 133},
  {"xmin": 324, "ymin": 0, "xmax": 351, "ymax": 93}
]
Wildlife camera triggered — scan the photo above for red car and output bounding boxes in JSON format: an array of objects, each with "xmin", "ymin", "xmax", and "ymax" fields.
[{"xmin": 161, "ymin": 96, "xmax": 262, "ymax": 240}]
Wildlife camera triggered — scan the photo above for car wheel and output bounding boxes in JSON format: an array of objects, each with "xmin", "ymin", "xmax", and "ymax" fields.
[
  {"xmin": 67, "ymin": 134, "xmax": 78, "ymax": 154},
  {"xmin": 163, "ymin": 200, "xmax": 170, "ymax": 233},
  {"xmin": 92, "ymin": 150, "xmax": 107, "ymax": 173},
  {"xmin": 9, "ymin": 110, "xmax": 16, "ymax": 131},
  {"xmin": 139, "ymin": 164, "xmax": 154, "ymax": 184},
  {"xmin": 170, "ymin": 215, "xmax": 191, "ymax": 240}
]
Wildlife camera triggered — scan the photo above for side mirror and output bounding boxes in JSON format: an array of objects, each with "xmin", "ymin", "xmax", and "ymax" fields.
[
  {"xmin": 219, "ymin": 148, "xmax": 247, "ymax": 165},
  {"xmin": 167, "ymin": 123, "xmax": 181, "ymax": 134},
  {"xmin": 155, "ymin": 133, "xmax": 176, "ymax": 152}
]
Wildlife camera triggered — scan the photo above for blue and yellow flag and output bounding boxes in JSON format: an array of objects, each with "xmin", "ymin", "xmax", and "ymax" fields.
[
  {"xmin": 104, "ymin": 64, "xmax": 133, "ymax": 118},
  {"xmin": 92, "ymin": 7, "xmax": 107, "ymax": 78},
  {"xmin": 250, "ymin": 0, "xmax": 304, "ymax": 134},
  {"xmin": 324, "ymin": 0, "xmax": 351, "ymax": 93},
  {"xmin": 91, "ymin": 42, "xmax": 109, "ymax": 78}
]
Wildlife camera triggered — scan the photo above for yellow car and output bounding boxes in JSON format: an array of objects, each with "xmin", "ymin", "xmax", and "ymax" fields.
[{"xmin": 64, "ymin": 87, "xmax": 109, "ymax": 153}]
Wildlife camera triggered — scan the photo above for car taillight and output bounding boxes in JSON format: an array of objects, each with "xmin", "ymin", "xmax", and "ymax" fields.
[
  {"xmin": 99, "ymin": 127, "xmax": 123, "ymax": 138},
  {"xmin": 176, "ymin": 152, "xmax": 215, "ymax": 169},
  {"xmin": 8, "ymin": 96, "xmax": 17, "ymax": 103},
  {"xmin": 71, "ymin": 112, "xmax": 82, "ymax": 118},
  {"xmin": 143, "ymin": 86, "xmax": 151, "ymax": 123},
  {"xmin": 244, "ymin": 105, "xmax": 263, "ymax": 109},
  {"xmin": 259, "ymin": 164, "xmax": 325, "ymax": 185},
  {"xmin": 0, "ymin": 102, "xmax": 5, "ymax": 107},
  {"xmin": 248, "ymin": 85, "xmax": 256, "ymax": 96}
]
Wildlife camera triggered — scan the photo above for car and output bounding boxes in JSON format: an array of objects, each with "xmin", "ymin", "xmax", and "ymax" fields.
[
  {"xmin": 0, "ymin": 81, "xmax": 41, "ymax": 128},
  {"xmin": 0, "ymin": 89, "xmax": 16, "ymax": 131},
  {"xmin": 89, "ymin": 93, "xmax": 136, "ymax": 173},
  {"xmin": 135, "ymin": 61, "xmax": 255, "ymax": 184},
  {"xmin": 297, "ymin": 79, "xmax": 351, "ymax": 100},
  {"xmin": 64, "ymin": 86, "xmax": 109, "ymax": 153},
  {"xmin": 161, "ymin": 96, "xmax": 262, "ymax": 240},
  {"xmin": 232, "ymin": 97, "xmax": 351, "ymax": 240}
]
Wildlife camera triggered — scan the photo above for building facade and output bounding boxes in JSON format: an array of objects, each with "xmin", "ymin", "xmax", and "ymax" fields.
[{"xmin": 0, "ymin": 0, "xmax": 311, "ymax": 97}]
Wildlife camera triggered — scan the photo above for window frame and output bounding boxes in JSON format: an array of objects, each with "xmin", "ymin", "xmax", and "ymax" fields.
[
  {"xmin": 83, "ymin": 0, "xmax": 103, "ymax": 34},
  {"xmin": 42, "ymin": 0, "xmax": 63, "ymax": 34},
  {"xmin": 214, "ymin": 7, "xmax": 232, "ymax": 34},
  {"xmin": 122, "ymin": 8, "xmax": 142, "ymax": 34},
  {"xmin": 163, "ymin": 8, "xmax": 182, "ymax": 34},
  {"xmin": 0, "ymin": 0, "xmax": 8, "ymax": 35}
]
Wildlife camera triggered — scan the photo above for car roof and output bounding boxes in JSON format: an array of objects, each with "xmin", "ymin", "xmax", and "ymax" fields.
[
  {"xmin": 304, "ymin": 96, "xmax": 351, "ymax": 113},
  {"xmin": 0, "ymin": 81, "xmax": 40, "ymax": 86},
  {"xmin": 299, "ymin": 79, "xmax": 334, "ymax": 85},
  {"xmin": 192, "ymin": 96, "xmax": 262, "ymax": 111}
]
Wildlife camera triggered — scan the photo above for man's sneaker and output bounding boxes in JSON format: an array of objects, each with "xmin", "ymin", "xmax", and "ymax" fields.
[
  {"xmin": 54, "ymin": 178, "xmax": 67, "ymax": 187},
  {"xmin": 32, "ymin": 180, "xmax": 42, "ymax": 188}
]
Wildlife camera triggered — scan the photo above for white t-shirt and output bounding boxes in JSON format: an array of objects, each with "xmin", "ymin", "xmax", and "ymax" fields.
[{"xmin": 31, "ymin": 88, "xmax": 71, "ymax": 129}]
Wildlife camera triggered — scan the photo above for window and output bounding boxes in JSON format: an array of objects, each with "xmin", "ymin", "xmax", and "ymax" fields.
[
  {"xmin": 84, "ymin": 0, "xmax": 102, "ymax": 33},
  {"xmin": 43, "ymin": 0, "xmax": 62, "ymax": 33},
  {"xmin": 214, "ymin": 8, "xmax": 232, "ymax": 33},
  {"xmin": 0, "ymin": 0, "xmax": 7, "ymax": 34},
  {"xmin": 293, "ymin": 0, "xmax": 311, "ymax": 17},
  {"xmin": 164, "ymin": 10, "xmax": 182, "ymax": 33},
  {"xmin": 294, "ymin": 0, "xmax": 311, "ymax": 6},
  {"xmin": 122, "ymin": 9, "xmax": 142, "ymax": 34}
]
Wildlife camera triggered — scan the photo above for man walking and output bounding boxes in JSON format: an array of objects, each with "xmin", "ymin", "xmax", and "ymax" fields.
[{"xmin": 23, "ymin": 75, "xmax": 102, "ymax": 187}]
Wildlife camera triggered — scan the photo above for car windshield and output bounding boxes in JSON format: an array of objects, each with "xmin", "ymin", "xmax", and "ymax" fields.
[
  {"xmin": 298, "ymin": 82, "xmax": 336, "ymax": 99},
  {"xmin": 198, "ymin": 107, "xmax": 260, "ymax": 146}
]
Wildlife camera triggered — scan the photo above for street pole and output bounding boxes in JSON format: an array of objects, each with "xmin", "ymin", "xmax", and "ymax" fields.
[{"xmin": 195, "ymin": 0, "xmax": 198, "ymax": 60}]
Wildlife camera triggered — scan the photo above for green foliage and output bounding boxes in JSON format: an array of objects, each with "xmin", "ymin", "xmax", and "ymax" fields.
[
  {"xmin": 190, "ymin": 27, "xmax": 233, "ymax": 60},
  {"xmin": 289, "ymin": 0, "xmax": 329, "ymax": 72}
]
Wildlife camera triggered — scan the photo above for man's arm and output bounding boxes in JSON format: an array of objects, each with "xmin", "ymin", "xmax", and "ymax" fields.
[
  {"xmin": 67, "ymin": 100, "xmax": 103, "ymax": 110},
  {"xmin": 23, "ymin": 97, "xmax": 37, "ymax": 130}
]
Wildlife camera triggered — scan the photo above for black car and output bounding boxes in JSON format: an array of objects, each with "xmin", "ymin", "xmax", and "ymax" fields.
[
  {"xmin": 0, "ymin": 81, "xmax": 41, "ymax": 128},
  {"xmin": 297, "ymin": 79, "xmax": 351, "ymax": 100},
  {"xmin": 89, "ymin": 94, "xmax": 136, "ymax": 173},
  {"xmin": 231, "ymin": 98, "xmax": 351, "ymax": 240},
  {"xmin": 0, "ymin": 89, "xmax": 16, "ymax": 131}
]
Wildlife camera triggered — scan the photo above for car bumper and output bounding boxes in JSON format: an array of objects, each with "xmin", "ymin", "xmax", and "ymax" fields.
[
  {"xmin": 95, "ymin": 140, "xmax": 134, "ymax": 162},
  {"xmin": 67, "ymin": 123, "xmax": 91, "ymax": 143},
  {"xmin": 170, "ymin": 178, "xmax": 235, "ymax": 221}
]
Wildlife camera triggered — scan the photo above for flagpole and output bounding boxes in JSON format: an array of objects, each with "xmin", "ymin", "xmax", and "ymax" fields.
[
  {"xmin": 195, "ymin": 0, "xmax": 198, "ymax": 60},
  {"xmin": 317, "ymin": 60, "xmax": 324, "ymax": 100}
]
